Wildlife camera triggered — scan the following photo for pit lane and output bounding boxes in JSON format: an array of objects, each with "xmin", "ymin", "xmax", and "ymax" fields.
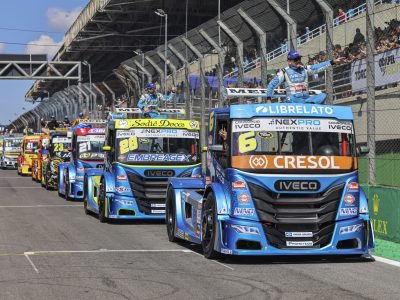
[{"xmin": 0, "ymin": 170, "xmax": 398, "ymax": 299}]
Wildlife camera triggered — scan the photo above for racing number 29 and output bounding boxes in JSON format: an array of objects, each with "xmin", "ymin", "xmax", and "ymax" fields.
[{"xmin": 119, "ymin": 137, "xmax": 138, "ymax": 154}]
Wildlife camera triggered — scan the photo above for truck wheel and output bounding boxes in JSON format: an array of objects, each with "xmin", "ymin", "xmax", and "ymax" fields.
[
  {"xmin": 166, "ymin": 187, "xmax": 178, "ymax": 242},
  {"xmin": 45, "ymin": 173, "xmax": 50, "ymax": 190},
  {"xmin": 57, "ymin": 173, "xmax": 63, "ymax": 197},
  {"xmin": 202, "ymin": 193, "xmax": 221, "ymax": 259},
  {"xmin": 98, "ymin": 181, "xmax": 108, "ymax": 223},
  {"xmin": 83, "ymin": 177, "xmax": 89, "ymax": 215}
]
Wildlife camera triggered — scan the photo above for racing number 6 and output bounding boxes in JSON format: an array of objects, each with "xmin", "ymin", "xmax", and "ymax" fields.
[{"xmin": 238, "ymin": 132, "xmax": 257, "ymax": 153}]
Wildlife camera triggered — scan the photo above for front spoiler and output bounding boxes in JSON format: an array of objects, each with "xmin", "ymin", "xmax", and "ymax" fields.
[{"xmin": 107, "ymin": 195, "xmax": 165, "ymax": 220}]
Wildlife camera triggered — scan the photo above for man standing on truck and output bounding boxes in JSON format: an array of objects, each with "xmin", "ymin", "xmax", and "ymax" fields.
[
  {"xmin": 137, "ymin": 83, "xmax": 176, "ymax": 118},
  {"xmin": 266, "ymin": 50, "xmax": 345, "ymax": 104}
]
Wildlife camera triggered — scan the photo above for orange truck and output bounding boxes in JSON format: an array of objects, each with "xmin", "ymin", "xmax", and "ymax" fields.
[
  {"xmin": 31, "ymin": 133, "xmax": 49, "ymax": 182},
  {"xmin": 17, "ymin": 135, "xmax": 40, "ymax": 176}
]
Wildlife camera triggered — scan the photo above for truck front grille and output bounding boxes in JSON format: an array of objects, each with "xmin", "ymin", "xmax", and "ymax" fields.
[
  {"xmin": 248, "ymin": 183, "xmax": 344, "ymax": 249},
  {"xmin": 126, "ymin": 171, "xmax": 168, "ymax": 215}
]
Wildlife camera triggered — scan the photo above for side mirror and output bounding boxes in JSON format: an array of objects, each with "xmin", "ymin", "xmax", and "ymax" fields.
[
  {"xmin": 357, "ymin": 146, "xmax": 369, "ymax": 156},
  {"xmin": 208, "ymin": 144, "xmax": 224, "ymax": 152},
  {"xmin": 202, "ymin": 146, "xmax": 208, "ymax": 152},
  {"xmin": 103, "ymin": 146, "xmax": 111, "ymax": 152}
]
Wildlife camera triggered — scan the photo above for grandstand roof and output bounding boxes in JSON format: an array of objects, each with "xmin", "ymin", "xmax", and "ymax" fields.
[{"xmin": 25, "ymin": 0, "xmax": 244, "ymax": 101}]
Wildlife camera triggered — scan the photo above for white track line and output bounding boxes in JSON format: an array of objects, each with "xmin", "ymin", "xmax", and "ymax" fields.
[
  {"xmin": 373, "ymin": 255, "xmax": 400, "ymax": 268},
  {"xmin": 0, "ymin": 187, "xmax": 42, "ymax": 189},
  {"xmin": 24, "ymin": 249, "xmax": 191, "ymax": 255},
  {"xmin": 0, "ymin": 205, "xmax": 82, "ymax": 208},
  {"xmin": 188, "ymin": 250, "xmax": 234, "ymax": 271},
  {"xmin": 24, "ymin": 253, "xmax": 39, "ymax": 274},
  {"xmin": 0, "ymin": 177, "xmax": 26, "ymax": 179}
]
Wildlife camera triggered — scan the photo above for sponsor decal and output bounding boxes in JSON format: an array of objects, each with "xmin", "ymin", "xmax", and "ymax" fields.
[
  {"xmin": 195, "ymin": 225, "xmax": 201, "ymax": 237},
  {"xmin": 127, "ymin": 153, "xmax": 191, "ymax": 162},
  {"xmin": 347, "ymin": 182, "xmax": 359, "ymax": 192},
  {"xmin": 340, "ymin": 207, "xmax": 358, "ymax": 216},
  {"xmin": 117, "ymin": 128, "xmax": 199, "ymax": 139},
  {"xmin": 275, "ymin": 180, "xmax": 320, "ymax": 192},
  {"xmin": 344, "ymin": 194, "xmax": 356, "ymax": 206},
  {"xmin": 220, "ymin": 248, "xmax": 233, "ymax": 255},
  {"xmin": 79, "ymin": 153, "xmax": 105, "ymax": 160},
  {"xmin": 151, "ymin": 209, "xmax": 165, "ymax": 214},
  {"xmin": 254, "ymin": 104, "xmax": 333, "ymax": 115},
  {"xmin": 176, "ymin": 229, "xmax": 185, "ymax": 239},
  {"xmin": 77, "ymin": 167, "xmax": 85, "ymax": 172},
  {"xmin": 238, "ymin": 193, "xmax": 251, "ymax": 204},
  {"xmin": 77, "ymin": 135, "xmax": 105, "ymax": 142},
  {"xmin": 75, "ymin": 176, "xmax": 84, "ymax": 181},
  {"xmin": 88, "ymin": 128, "xmax": 106, "ymax": 134},
  {"xmin": 232, "ymin": 181, "xmax": 247, "ymax": 189},
  {"xmin": 144, "ymin": 169, "xmax": 175, "ymax": 177},
  {"xmin": 285, "ymin": 232, "xmax": 313, "ymax": 238},
  {"xmin": 116, "ymin": 119, "xmax": 200, "ymax": 130},
  {"xmin": 116, "ymin": 175, "xmax": 127, "ymax": 181},
  {"xmin": 114, "ymin": 199, "xmax": 134, "ymax": 206},
  {"xmin": 232, "ymin": 155, "xmax": 354, "ymax": 170},
  {"xmin": 184, "ymin": 233, "xmax": 190, "ymax": 241},
  {"xmin": 233, "ymin": 207, "xmax": 255, "ymax": 216},
  {"xmin": 373, "ymin": 193, "xmax": 380, "ymax": 215},
  {"xmin": 286, "ymin": 241, "xmax": 313, "ymax": 247},
  {"xmin": 151, "ymin": 203, "xmax": 165, "ymax": 208},
  {"xmin": 115, "ymin": 186, "xmax": 131, "ymax": 193},
  {"xmin": 257, "ymin": 131, "xmax": 273, "ymax": 139}
]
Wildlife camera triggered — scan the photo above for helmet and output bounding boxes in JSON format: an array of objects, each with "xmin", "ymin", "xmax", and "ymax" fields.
[
  {"xmin": 64, "ymin": 115, "xmax": 68, "ymax": 119},
  {"xmin": 145, "ymin": 83, "xmax": 156, "ymax": 91},
  {"xmin": 287, "ymin": 50, "xmax": 301, "ymax": 60},
  {"xmin": 51, "ymin": 115, "xmax": 56, "ymax": 120},
  {"xmin": 79, "ymin": 112, "xmax": 84, "ymax": 117},
  {"xmin": 316, "ymin": 145, "xmax": 339, "ymax": 156}
]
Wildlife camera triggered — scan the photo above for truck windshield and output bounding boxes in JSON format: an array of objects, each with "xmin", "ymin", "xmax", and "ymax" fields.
[
  {"xmin": 77, "ymin": 135, "xmax": 105, "ymax": 160},
  {"xmin": 51, "ymin": 136, "xmax": 72, "ymax": 160},
  {"xmin": 4, "ymin": 139, "xmax": 22, "ymax": 152},
  {"xmin": 116, "ymin": 128, "xmax": 200, "ymax": 165},
  {"xmin": 231, "ymin": 117, "xmax": 356, "ymax": 173},
  {"xmin": 24, "ymin": 140, "xmax": 39, "ymax": 154}
]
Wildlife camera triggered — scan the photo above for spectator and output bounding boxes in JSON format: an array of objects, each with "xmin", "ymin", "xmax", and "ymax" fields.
[
  {"xmin": 353, "ymin": 28, "xmax": 365, "ymax": 46},
  {"xmin": 280, "ymin": 38, "xmax": 288, "ymax": 53},
  {"xmin": 338, "ymin": 8, "xmax": 346, "ymax": 25}
]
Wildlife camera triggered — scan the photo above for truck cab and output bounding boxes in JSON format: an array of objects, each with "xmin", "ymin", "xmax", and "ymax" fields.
[
  {"xmin": 31, "ymin": 133, "xmax": 49, "ymax": 182},
  {"xmin": 166, "ymin": 102, "xmax": 374, "ymax": 258},
  {"xmin": 84, "ymin": 117, "xmax": 201, "ymax": 222},
  {"xmin": 43, "ymin": 130, "xmax": 71, "ymax": 190},
  {"xmin": 17, "ymin": 135, "xmax": 40, "ymax": 175},
  {"xmin": 58, "ymin": 125, "xmax": 106, "ymax": 200},
  {"xmin": 1, "ymin": 135, "xmax": 23, "ymax": 169}
]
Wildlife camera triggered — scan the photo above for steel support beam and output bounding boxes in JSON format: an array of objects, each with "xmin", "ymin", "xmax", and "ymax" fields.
[
  {"xmin": 266, "ymin": 0, "xmax": 297, "ymax": 50},
  {"xmin": 217, "ymin": 20, "xmax": 244, "ymax": 103},
  {"xmin": 146, "ymin": 56, "xmax": 165, "ymax": 92},
  {"xmin": 199, "ymin": 29, "xmax": 226, "ymax": 107},
  {"xmin": 133, "ymin": 60, "xmax": 152, "ymax": 85},
  {"xmin": 315, "ymin": 0, "xmax": 334, "ymax": 103},
  {"xmin": 102, "ymin": 82, "xmax": 116, "ymax": 108},
  {"xmin": 157, "ymin": 50, "xmax": 177, "ymax": 108},
  {"xmin": 92, "ymin": 84, "xmax": 106, "ymax": 119},
  {"xmin": 237, "ymin": 8, "xmax": 268, "ymax": 89}
]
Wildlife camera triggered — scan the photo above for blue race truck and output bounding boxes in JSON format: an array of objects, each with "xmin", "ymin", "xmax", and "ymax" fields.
[
  {"xmin": 58, "ymin": 126, "xmax": 106, "ymax": 200},
  {"xmin": 166, "ymin": 102, "xmax": 374, "ymax": 258},
  {"xmin": 83, "ymin": 117, "xmax": 201, "ymax": 222}
]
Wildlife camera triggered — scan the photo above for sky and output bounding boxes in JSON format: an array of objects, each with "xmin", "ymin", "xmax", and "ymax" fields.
[{"xmin": 0, "ymin": 0, "xmax": 87, "ymax": 125}]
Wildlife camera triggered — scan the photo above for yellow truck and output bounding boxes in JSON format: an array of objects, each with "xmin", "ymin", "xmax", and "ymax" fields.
[{"xmin": 17, "ymin": 135, "xmax": 40, "ymax": 175}]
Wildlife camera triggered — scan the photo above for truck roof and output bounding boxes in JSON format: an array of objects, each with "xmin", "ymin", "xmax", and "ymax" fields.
[{"xmin": 212, "ymin": 103, "xmax": 353, "ymax": 120}]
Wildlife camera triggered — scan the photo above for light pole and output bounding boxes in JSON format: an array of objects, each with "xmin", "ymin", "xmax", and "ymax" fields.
[
  {"xmin": 133, "ymin": 49, "xmax": 145, "ymax": 91},
  {"xmin": 82, "ymin": 61, "xmax": 93, "ymax": 112},
  {"xmin": 155, "ymin": 8, "xmax": 168, "ymax": 94}
]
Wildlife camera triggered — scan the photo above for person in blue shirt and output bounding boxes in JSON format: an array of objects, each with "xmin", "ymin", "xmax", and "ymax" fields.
[
  {"xmin": 137, "ymin": 83, "xmax": 176, "ymax": 118},
  {"xmin": 266, "ymin": 50, "xmax": 345, "ymax": 104}
]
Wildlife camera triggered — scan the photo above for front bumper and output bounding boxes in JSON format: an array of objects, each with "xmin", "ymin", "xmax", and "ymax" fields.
[
  {"xmin": 216, "ymin": 216, "xmax": 372, "ymax": 256},
  {"xmin": 2, "ymin": 160, "xmax": 17, "ymax": 169},
  {"xmin": 68, "ymin": 181, "xmax": 84, "ymax": 199},
  {"xmin": 21, "ymin": 164, "xmax": 32, "ymax": 174},
  {"xmin": 107, "ymin": 195, "xmax": 165, "ymax": 220}
]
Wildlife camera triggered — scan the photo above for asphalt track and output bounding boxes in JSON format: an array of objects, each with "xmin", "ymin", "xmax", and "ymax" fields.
[{"xmin": 0, "ymin": 170, "xmax": 399, "ymax": 299}]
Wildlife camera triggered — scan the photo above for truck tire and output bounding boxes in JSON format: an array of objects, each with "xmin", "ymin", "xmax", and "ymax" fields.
[
  {"xmin": 98, "ymin": 180, "xmax": 108, "ymax": 223},
  {"xmin": 166, "ymin": 187, "xmax": 179, "ymax": 242},
  {"xmin": 202, "ymin": 193, "xmax": 221, "ymax": 259}
]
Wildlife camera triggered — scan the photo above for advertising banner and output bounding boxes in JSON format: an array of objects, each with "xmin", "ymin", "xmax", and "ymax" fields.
[
  {"xmin": 351, "ymin": 48, "xmax": 400, "ymax": 91},
  {"xmin": 363, "ymin": 185, "xmax": 400, "ymax": 243}
]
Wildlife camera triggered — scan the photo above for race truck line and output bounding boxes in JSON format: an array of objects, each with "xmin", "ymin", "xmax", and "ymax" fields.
[
  {"xmin": 1, "ymin": 135, "xmax": 23, "ymax": 169},
  {"xmin": 17, "ymin": 134, "xmax": 40, "ymax": 175},
  {"xmin": 42, "ymin": 130, "xmax": 71, "ymax": 190},
  {"xmin": 83, "ymin": 117, "xmax": 201, "ymax": 222},
  {"xmin": 31, "ymin": 133, "xmax": 49, "ymax": 182},
  {"xmin": 58, "ymin": 123, "xmax": 106, "ymax": 200},
  {"xmin": 165, "ymin": 102, "xmax": 375, "ymax": 258}
]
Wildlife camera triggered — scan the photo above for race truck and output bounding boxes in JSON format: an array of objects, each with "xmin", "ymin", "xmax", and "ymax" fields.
[
  {"xmin": 58, "ymin": 125, "xmax": 106, "ymax": 200},
  {"xmin": 17, "ymin": 134, "xmax": 40, "ymax": 175},
  {"xmin": 31, "ymin": 133, "xmax": 49, "ymax": 182},
  {"xmin": 83, "ymin": 115, "xmax": 201, "ymax": 222},
  {"xmin": 165, "ymin": 99, "xmax": 374, "ymax": 258},
  {"xmin": 1, "ymin": 135, "xmax": 23, "ymax": 169},
  {"xmin": 42, "ymin": 130, "xmax": 71, "ymax": 190}
]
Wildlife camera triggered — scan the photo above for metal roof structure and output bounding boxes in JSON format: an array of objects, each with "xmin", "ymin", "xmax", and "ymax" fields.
[{"xmin": 25, "ymin": 0, "xmax": 244, "ymax": 101}]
